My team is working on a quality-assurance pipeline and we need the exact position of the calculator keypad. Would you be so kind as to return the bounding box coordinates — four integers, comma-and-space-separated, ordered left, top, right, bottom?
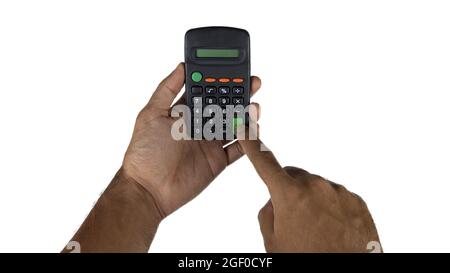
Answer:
189, 74, 247, 140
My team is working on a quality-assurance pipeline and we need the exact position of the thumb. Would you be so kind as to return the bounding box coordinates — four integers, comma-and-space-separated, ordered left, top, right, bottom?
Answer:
258, 200, 275, 251
147, 63, 185, 109
259, 199, 274, 233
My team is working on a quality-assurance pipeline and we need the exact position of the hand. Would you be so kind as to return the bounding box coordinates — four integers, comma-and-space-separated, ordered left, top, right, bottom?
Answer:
122, 63, 261, 217
238, 137, 381, 252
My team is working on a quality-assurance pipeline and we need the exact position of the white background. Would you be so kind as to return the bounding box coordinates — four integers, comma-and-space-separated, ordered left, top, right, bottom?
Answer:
1, 0, 450, 253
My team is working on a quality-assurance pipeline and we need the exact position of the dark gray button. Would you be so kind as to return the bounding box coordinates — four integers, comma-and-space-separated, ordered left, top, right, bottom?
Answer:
205, 86, 216, 94
218, 86, 230, 94
232, 97, 244, 105
191, 86, 202, 94
232, 86, 244, 95
219, 97, 230, 105
205, 97, 217, 105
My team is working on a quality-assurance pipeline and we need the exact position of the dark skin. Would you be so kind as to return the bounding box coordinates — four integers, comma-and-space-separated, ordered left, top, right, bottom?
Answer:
238, 134, 381, 252
64, 63, 381, 253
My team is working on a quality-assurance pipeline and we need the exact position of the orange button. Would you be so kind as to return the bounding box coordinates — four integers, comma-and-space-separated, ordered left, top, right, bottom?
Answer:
204, 77, 216, 83
218, 78, 231, 83
232, 78, 244, 83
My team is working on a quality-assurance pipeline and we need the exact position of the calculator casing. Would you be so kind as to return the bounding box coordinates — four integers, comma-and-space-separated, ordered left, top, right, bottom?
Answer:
184, 26, 250, 139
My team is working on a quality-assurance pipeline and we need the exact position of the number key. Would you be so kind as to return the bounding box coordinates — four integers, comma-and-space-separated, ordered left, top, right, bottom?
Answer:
205, 97, 217, 105
219, 97, 230, 105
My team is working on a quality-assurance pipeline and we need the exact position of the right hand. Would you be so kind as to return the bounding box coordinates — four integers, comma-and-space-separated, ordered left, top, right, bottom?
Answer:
238, 138, 381, 253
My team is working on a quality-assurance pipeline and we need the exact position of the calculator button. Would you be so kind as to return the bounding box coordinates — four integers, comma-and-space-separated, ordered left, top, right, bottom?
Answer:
234, 105, 244, 114
218, 86, 230, 94
233, 117, 244, 133
192, 97, 202, 105
205, 86, 216, 94
204, 77, 216, 83
194, 127, 202, 138
218, 78, 230, 83
219, 97, 230, 105
205, 97, 217, 105
232, 97, 244, 105
232, 86, 244, 95
193, 107, 202, 116
193, 117, 202, 126
232, 78, 244, 83
191, 86, 202, 94
191, 71, 202, 82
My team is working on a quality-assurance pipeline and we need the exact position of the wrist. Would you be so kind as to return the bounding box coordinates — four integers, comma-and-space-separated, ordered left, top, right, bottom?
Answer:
68, 168, 163, 252
108, 168, 164, 223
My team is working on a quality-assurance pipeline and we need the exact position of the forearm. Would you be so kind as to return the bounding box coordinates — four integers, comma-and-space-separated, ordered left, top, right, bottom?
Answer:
63, 168, 163, 253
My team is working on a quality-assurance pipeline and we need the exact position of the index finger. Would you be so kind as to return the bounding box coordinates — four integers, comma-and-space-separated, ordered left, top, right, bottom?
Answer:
238, 137, 288, 193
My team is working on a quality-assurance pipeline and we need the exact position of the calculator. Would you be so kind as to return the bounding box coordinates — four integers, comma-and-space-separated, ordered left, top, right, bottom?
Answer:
184, 27, 250, 140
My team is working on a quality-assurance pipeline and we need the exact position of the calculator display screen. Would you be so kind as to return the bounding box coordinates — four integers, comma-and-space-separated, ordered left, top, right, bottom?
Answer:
196, 48, 239, 58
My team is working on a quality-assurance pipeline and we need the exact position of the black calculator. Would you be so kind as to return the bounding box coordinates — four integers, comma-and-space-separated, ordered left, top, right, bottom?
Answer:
184, 27, 250, 140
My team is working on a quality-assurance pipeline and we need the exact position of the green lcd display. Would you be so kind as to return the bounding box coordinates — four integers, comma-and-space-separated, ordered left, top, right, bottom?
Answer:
196, 48, 239, 58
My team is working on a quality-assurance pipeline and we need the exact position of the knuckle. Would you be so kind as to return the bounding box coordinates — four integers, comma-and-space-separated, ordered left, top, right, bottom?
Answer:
352, 192, 369, 209
283, 166, 309, 178
137, 108, 148, 121
136, 108, 157, 124
283, 181, 308, 203
307, 174, 326, 184
330, 181, 346, 191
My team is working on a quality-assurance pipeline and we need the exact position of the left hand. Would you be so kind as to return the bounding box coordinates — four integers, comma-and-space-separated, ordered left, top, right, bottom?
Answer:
122, 63, 261, 217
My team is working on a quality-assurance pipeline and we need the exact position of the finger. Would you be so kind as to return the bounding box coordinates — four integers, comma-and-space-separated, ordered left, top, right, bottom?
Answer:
249, 102, 261, 120
238, 136, 287, 193
224, 123, 260, 163
222, 102, 260, 146
250, 76, 262, 97
258, 199, 275, 249
224, 140, 243, 165
147, 63, 185, 109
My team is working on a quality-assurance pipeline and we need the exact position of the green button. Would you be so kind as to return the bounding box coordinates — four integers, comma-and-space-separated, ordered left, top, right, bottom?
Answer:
191, 71, 202, 82
232, 117, 244, 134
